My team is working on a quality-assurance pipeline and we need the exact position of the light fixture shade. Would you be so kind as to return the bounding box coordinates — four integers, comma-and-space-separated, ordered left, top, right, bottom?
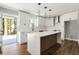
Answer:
38, 3, 41, 5
44, 7, 47, 9
48, 9, 52, 18
44, 6, 47, 17
37, 3, 42, 16
49, 9, 52, 11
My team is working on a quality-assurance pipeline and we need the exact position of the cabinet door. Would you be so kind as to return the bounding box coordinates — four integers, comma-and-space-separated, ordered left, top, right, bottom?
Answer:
63, 11, 78, 21
46, 34, 57, 50
68, 12, 78, 20
41, 37, 46, 53
19, 11, 31, 32
41, 34, 57, 54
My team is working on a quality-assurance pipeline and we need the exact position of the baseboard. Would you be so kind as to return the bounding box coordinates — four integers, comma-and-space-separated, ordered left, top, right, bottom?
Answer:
64, 37, 78, 42
17, 41, 27, 44
21, 42, 27, 45
27, 51, 31, 55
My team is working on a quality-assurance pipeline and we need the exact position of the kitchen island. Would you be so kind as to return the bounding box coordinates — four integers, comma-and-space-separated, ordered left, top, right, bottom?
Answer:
27, 31, 61, 55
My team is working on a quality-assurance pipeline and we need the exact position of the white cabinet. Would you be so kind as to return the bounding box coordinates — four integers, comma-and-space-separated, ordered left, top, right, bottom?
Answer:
62, 11, 78, 21
17, 11, 32, 44
18, 11, 31, 32
20, 32, 27, 43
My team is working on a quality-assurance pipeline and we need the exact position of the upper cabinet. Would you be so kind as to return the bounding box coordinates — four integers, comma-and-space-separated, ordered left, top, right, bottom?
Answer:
61, 11, 78, 21
18, 11, 31, 32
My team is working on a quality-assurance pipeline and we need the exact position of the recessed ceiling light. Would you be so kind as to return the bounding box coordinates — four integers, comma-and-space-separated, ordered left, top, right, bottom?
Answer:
38, 3, 41, 5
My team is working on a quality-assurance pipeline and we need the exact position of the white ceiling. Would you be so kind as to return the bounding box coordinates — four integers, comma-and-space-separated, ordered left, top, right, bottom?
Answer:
1, 3, 79, 17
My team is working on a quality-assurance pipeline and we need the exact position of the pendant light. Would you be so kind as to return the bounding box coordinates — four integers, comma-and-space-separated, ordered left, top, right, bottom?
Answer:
37, 3, 41, 16
48, 9, 52, 18
44, 6, 47, 17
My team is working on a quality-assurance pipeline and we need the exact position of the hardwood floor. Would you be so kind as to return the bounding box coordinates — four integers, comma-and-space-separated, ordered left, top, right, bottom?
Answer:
0, 40, 79, 55
45, 40, 79, 55
0, 43, 30, 55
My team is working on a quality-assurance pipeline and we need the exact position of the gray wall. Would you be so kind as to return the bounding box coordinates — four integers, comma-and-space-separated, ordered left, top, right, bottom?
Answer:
64, 21, 70, 38
64, 20, 78, 39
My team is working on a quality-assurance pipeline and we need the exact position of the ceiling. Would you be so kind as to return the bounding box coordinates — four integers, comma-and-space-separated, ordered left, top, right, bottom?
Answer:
1, 3, 79, 17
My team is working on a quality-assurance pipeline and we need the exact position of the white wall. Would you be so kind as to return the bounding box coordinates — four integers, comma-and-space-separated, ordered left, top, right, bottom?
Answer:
77, 13, 79, 39
0, 13, 2, 47
60, 15, 65, 40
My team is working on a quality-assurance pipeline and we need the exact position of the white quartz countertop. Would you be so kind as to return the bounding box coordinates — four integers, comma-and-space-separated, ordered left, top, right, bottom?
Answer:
27, 31, 61, 37
27, 30, 61, 55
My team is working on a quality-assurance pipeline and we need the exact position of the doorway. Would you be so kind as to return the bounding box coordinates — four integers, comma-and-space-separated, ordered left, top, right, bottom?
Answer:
2, 15, 17, 45
64, 20, 78, 40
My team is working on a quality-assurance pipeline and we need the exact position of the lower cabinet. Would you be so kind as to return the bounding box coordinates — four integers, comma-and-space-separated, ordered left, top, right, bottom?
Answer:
40, 34, 58, 55
0, 47, 2, 53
